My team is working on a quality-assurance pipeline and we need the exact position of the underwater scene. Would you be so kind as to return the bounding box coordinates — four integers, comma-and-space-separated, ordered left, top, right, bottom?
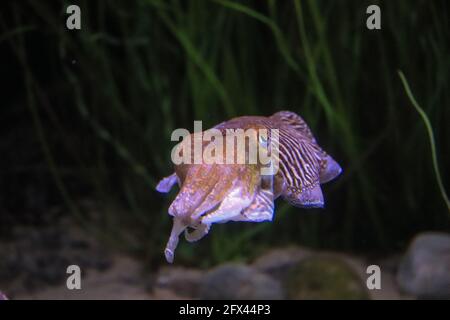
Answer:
0, 0, 449, 301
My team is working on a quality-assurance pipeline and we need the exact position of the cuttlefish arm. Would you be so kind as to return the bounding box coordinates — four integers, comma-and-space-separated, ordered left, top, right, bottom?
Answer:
164, 216, 185, 263
233, 174, 274, 222
156, 173, 178, 193
184, 223, 210, 242
183, 165, 264, 241
162, 164, 263, 263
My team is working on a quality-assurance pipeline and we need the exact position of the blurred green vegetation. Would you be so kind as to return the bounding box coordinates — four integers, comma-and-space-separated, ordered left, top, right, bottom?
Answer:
1, 0, 449, 267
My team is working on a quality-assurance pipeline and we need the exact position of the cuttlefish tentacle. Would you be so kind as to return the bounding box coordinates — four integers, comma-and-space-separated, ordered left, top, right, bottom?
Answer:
184, 223, 210, 242
164, 216, 186, 263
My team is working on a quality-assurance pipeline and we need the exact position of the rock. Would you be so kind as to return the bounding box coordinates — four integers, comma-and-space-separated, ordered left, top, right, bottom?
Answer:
283, 255, 369, 300
0, 217, 112, 295
15, 256, 151, 300
0, 291, 8, 300
363, 255, 409, 300
397, 232, 450, 299
151, 288, 188, 300
154, 267, 203, 298
200, 264, 284, 300
252, 246, 311, 280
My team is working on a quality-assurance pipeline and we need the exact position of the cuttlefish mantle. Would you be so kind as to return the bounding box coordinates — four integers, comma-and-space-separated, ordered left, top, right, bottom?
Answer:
156, 111, 342, 263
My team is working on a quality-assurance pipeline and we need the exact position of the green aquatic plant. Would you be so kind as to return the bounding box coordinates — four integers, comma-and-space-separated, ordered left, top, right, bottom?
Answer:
398, 71, 450, 215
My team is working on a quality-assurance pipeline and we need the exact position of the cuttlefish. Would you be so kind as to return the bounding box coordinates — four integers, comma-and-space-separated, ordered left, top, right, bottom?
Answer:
157, 111, 342, 263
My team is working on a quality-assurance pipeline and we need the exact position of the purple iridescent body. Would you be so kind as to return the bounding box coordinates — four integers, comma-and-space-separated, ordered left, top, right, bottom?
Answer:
157, 111, 342, 263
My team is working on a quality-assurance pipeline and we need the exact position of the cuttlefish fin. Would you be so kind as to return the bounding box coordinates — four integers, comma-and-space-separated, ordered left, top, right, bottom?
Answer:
271, 111, 317, 143
276, 128, 324, 207
284, 184, 324, 208
272, 112, 342, 185
156, 173, 178, 193
164, 216, 186, 263
319, 154, 342, 184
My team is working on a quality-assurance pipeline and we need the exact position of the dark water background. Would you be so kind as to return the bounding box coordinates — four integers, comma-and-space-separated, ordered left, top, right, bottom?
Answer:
0, 0, 449, 269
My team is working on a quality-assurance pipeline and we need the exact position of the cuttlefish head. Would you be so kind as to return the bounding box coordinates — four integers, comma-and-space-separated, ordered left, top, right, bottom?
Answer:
157, 125, 276, 263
